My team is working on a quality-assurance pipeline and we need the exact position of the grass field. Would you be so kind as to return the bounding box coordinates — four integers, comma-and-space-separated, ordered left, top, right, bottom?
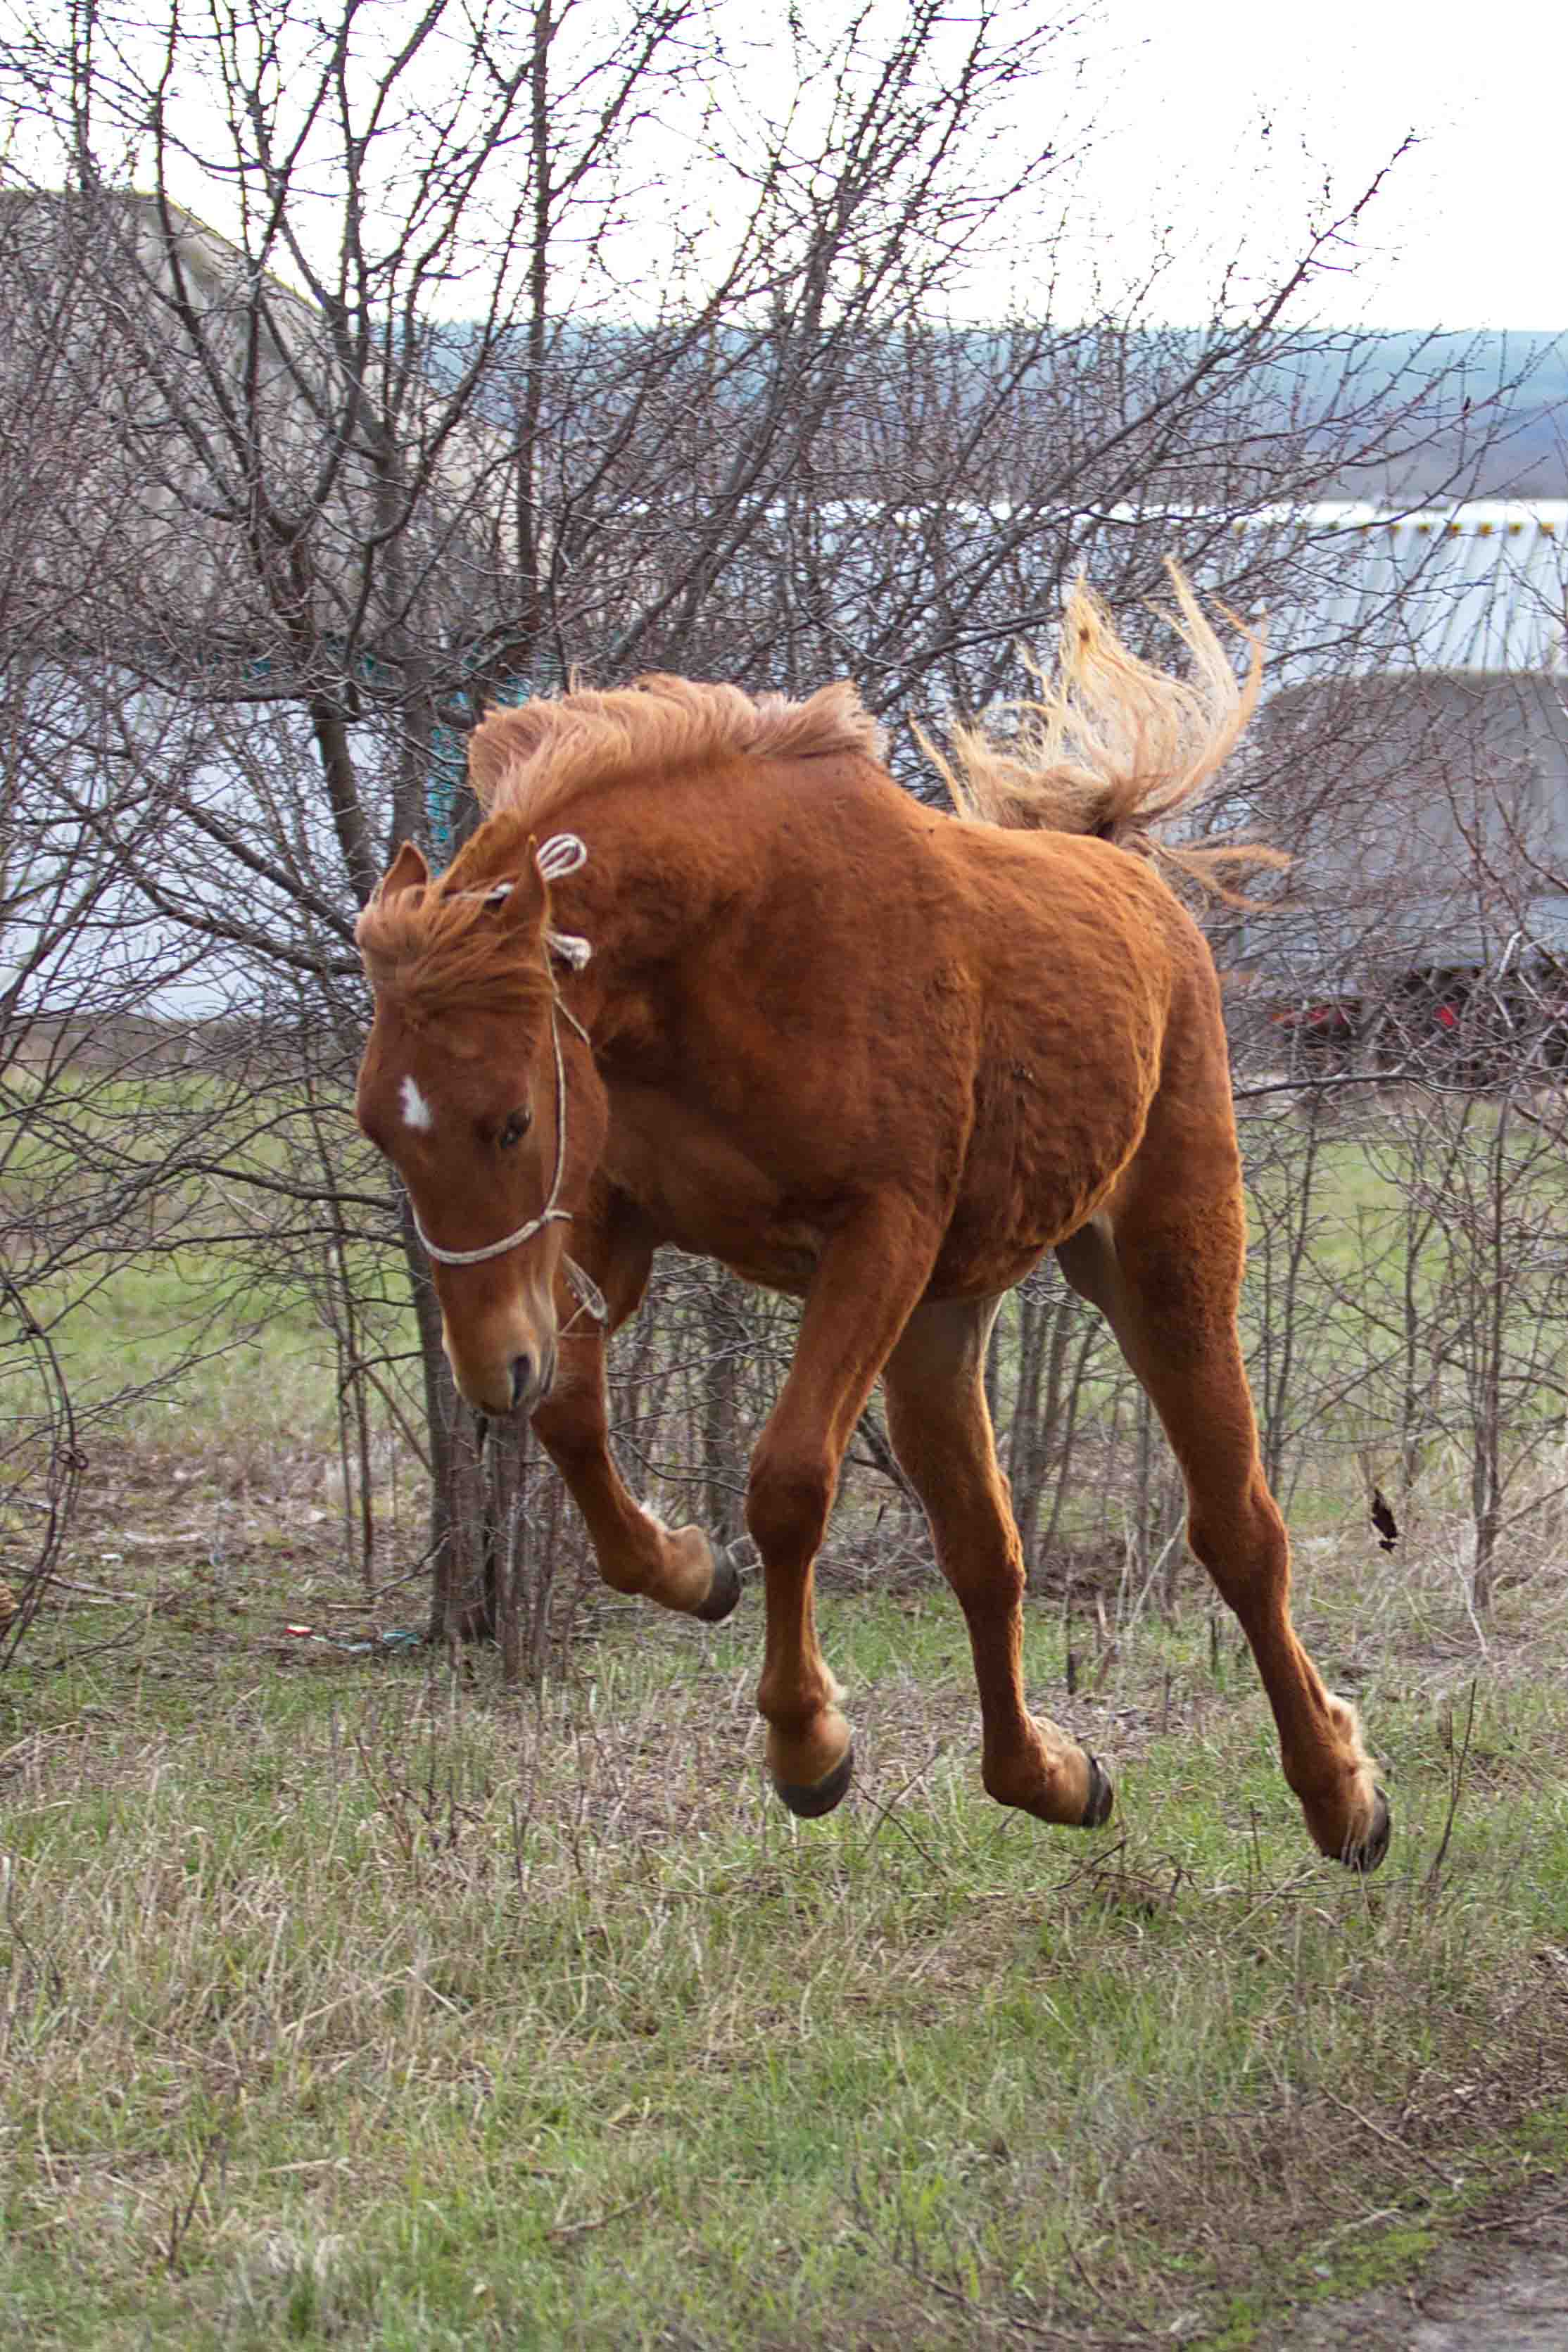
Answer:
4, 1239, 1568, 2348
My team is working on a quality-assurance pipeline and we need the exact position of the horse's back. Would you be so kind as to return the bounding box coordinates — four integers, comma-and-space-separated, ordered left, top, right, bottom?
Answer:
746, 764, 1229, 1289
595, 748, 1234, 1296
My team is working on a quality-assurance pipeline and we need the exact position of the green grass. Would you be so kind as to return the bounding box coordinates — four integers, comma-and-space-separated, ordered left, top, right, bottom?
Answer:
5, 1121, 1568, 2346
4, 1552, 1567, 2348
44, 1253, 335, 1406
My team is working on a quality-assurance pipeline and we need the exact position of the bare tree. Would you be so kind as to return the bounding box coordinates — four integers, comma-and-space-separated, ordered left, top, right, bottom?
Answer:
2, 0, 1556, 1652
0, 189, 236, 1658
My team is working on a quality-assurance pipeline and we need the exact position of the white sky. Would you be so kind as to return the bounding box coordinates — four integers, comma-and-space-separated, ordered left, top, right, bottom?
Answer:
1077, 0, 1565, 331
4, 0, 1561, 334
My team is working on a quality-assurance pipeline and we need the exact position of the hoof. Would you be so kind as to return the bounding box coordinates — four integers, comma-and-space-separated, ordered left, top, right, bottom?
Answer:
694, 1543, 742, 1625
1343, 1783, 1391, 1873
775, 1743, 855, 1819
1080, 1750, 1115, 1829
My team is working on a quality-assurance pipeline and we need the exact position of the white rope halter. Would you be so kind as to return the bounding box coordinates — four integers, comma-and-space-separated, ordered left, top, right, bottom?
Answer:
409, 834, 607, 1324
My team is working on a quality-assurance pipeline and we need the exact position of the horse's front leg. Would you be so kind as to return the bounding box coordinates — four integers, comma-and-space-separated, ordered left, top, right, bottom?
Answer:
531, 1198, 740, 1624
747, 1206, 940, 1816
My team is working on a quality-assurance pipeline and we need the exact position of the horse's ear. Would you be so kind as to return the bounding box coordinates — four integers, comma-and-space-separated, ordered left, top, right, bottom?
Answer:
477, 843, 549, 932
375, 841, 430, 903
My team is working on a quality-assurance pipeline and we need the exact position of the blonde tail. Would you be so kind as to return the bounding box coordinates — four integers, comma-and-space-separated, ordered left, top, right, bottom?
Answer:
922, 559, 1276, 894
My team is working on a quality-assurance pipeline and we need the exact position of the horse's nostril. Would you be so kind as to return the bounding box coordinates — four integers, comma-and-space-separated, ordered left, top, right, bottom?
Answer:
509, 1355, 533, 1409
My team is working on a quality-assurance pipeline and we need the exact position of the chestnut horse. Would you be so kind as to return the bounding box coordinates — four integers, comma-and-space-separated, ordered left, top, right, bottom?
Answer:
355, 569, 1389, 1871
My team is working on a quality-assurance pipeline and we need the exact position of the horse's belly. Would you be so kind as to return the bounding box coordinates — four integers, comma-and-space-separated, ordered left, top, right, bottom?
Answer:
656, 1222, 823, 1298
709, 1240, 819, 1296
935, 1052, 1153, 1289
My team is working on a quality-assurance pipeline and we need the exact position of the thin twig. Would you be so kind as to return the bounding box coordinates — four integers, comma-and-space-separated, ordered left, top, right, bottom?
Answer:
165, 2123, 230, 2273
545, 2191, 652, 2243
1423, 1678, 1477, 1896
1318, 2087, 1467, 2193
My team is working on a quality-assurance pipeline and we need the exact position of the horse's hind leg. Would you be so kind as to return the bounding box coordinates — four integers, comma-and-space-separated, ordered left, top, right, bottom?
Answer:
883, 1296, 1112, 1828
1058, 1196, 1389, 1871
530, 1195, 739, 1624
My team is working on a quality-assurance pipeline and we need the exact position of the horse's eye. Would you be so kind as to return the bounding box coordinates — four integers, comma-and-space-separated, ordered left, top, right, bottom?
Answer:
498, 1106, 532, 1150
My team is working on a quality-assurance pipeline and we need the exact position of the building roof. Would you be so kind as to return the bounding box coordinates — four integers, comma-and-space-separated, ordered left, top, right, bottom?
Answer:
1225, 502, 1568, 682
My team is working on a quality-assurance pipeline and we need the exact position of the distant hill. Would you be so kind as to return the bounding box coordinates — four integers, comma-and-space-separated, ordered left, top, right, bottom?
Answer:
429, 316, 1564, 505
1296, 331, 1566, 500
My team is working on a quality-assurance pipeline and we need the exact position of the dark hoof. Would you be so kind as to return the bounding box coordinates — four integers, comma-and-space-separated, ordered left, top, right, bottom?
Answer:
1343, 1784, 1391, 1873
1080, 1751, 1115, 1829
775, 1744, 855, 1819
694, 1545, 742, 1625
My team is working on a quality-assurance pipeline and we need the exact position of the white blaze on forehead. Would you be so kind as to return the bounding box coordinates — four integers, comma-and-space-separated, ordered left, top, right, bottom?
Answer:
399, 1075, 436, 1132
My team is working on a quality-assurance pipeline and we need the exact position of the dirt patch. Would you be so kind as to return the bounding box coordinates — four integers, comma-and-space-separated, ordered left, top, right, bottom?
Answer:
1279, 2182, 1568, 2351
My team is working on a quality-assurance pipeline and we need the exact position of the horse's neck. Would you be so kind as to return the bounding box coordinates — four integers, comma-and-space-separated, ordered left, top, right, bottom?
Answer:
557, 785, 738, 1022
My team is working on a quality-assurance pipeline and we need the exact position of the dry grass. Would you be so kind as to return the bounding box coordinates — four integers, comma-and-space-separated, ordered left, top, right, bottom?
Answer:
5, 1201, 1568, 2347
4, 1438, 1568, 2351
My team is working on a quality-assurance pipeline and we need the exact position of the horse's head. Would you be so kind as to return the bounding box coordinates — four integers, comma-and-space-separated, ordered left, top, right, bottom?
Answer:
354, 836, 605, 1415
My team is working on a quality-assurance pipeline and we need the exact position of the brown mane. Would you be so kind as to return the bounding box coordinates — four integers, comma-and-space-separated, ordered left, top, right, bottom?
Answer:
464, 674, 884, 834
355, 881, 554, 1029
358, 674, 882, 1021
